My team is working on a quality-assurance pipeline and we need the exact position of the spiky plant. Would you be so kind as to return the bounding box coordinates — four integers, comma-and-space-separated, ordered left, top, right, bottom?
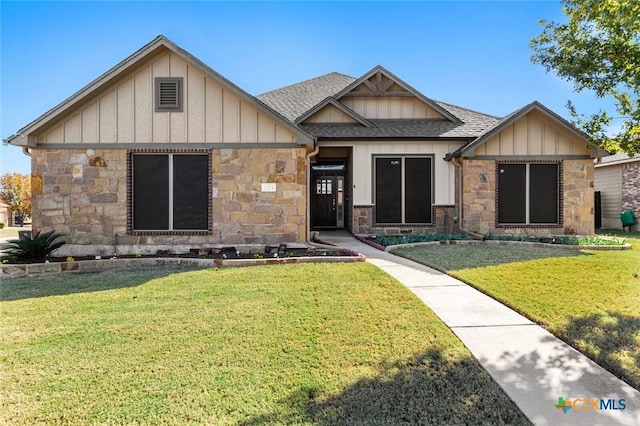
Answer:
6, 230, 66, 263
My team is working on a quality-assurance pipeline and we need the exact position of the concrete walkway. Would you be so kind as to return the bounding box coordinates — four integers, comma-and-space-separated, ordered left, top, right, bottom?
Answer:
320, 231, 639, 426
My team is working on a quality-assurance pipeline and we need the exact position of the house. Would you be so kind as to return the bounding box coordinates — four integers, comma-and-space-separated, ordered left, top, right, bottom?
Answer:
595, 153, 640, 231
4, 36, 607, 256
0, 202, 10, 227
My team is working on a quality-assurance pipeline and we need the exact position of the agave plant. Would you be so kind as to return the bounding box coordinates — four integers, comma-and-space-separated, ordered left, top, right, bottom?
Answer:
6, 230, 66, 263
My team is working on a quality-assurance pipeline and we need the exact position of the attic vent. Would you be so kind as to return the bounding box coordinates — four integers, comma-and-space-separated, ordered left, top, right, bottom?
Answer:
155, 77, 183, 112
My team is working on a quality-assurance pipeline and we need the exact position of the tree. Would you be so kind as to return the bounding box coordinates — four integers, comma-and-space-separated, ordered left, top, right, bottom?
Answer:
530, 0, 640, 156
0, 173, 31, 226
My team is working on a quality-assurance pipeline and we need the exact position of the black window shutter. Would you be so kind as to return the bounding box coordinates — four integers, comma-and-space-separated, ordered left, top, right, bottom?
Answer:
375, 158, 402, 223
530, 164, 558, 223
405, 158, 432, 223
173, 155, 209, 230
133, 155, 170, 230
498, 164, 526, 223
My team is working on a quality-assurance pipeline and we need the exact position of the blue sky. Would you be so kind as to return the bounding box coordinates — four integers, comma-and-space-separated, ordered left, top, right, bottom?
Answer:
0, 1, 611, 175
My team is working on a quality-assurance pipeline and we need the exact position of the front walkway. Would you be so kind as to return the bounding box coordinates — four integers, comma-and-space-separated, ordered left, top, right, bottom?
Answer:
320, 231, 639, 426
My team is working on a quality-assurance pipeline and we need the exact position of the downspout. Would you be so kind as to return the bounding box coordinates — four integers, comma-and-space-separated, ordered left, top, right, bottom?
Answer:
22, 147, 32, 157
451, 156, 484, 240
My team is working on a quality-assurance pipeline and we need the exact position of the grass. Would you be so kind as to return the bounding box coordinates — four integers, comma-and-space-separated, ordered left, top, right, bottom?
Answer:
0, 263, 530, 425
392, 231, 640, 390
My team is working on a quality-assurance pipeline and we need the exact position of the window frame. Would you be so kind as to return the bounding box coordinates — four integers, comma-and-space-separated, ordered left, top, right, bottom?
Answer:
127, 150, 212, 235
154, 77, 183, 112
496, 161, 563, 227
373, 155, 434, 226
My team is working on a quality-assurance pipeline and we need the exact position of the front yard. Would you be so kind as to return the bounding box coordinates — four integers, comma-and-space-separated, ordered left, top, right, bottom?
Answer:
0, 263, 530, 425
392, 231, 640, 390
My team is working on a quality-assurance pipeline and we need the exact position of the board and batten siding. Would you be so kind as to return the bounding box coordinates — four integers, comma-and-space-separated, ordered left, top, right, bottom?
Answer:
473, 110, 590, 157
303, 104, 358, 124
595, 165, 623, 229
35, 50, 297, 144
320, 141, 463, 206
339, 97, 446, 120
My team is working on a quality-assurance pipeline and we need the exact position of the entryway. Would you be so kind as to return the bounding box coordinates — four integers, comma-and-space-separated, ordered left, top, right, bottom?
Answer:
311, 162, 345, 229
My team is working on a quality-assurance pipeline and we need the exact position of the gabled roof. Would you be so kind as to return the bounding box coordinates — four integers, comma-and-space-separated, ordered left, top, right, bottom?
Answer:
445, 101, 609, 159
333, 65, 461, 123
256, 72, 357, 122
5, 35, 314, 146
294, 97, 374, 127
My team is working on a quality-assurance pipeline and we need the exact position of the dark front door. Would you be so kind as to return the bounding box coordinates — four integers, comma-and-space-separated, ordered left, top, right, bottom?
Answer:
311, 163, 345, 228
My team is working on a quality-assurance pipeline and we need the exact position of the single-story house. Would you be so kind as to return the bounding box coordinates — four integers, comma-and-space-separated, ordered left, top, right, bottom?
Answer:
4, 36, 607, 256
594, 153, 640, 231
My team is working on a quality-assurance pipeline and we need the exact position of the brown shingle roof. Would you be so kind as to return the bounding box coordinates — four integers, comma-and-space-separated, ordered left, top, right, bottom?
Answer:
256, 71, 500, 140
257, 72, 357, 122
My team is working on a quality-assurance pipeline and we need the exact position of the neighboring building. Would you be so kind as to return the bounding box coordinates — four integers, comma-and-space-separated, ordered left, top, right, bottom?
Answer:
3, 36, 607, 256
595, 153, 640, 231
0, 202, 10, 227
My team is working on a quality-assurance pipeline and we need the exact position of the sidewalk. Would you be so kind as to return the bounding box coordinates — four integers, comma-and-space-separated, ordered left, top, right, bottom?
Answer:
320, 231, 639, 426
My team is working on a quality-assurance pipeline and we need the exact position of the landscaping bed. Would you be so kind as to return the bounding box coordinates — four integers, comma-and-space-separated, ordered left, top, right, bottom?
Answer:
358, 232, 630, 251
1, 241, 364, 277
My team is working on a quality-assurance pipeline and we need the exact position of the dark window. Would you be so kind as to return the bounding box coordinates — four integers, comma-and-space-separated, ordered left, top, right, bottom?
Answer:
155, 77, 183, 112
132, 153, 209, 231
375, 156, 432, 224
497, 163, 559, 225
375, 158, 402, 223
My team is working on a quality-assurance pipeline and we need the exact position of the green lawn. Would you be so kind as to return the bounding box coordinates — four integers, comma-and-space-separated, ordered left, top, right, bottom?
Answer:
0, 263, 530, 425
392, 232, 640, 390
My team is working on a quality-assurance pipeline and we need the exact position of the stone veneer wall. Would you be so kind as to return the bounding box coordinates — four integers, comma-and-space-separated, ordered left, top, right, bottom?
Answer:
31, 147, 307, 256
622, 161, 640, 231
352, 205, 455, 235
461, 159, 595, 236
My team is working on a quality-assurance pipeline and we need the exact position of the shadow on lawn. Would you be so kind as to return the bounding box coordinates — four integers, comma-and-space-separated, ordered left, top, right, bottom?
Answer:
556, 312, 640, 391
240, 349, 531, 425
393, 245, 589, 271
0, 266, 200, 302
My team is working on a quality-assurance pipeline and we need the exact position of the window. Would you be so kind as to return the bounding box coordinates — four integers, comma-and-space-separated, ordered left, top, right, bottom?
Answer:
497, 162, 560, 225
155, 77, 183, 112
131, 153, 210, 231
374, 156, 432, 224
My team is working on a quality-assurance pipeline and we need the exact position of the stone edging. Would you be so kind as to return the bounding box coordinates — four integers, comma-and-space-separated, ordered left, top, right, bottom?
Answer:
382, 239, 632, 252
1, 254, 366, 278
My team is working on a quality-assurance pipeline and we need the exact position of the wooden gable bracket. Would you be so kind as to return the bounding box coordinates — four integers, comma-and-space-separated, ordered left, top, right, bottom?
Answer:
344, 71, 412, 97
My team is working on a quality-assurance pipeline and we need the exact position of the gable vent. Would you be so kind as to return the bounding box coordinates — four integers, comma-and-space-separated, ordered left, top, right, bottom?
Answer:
155, 77, 183, 112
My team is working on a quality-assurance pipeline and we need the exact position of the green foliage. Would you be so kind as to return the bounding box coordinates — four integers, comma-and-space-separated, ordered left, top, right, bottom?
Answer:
374, 233, 470, 247
0, 173, 31, 222
0, 221, 5, 229
6, 230, 66, 262
0, 264, 529, 424
483, 233, 626, 246
530, 0, 640, 156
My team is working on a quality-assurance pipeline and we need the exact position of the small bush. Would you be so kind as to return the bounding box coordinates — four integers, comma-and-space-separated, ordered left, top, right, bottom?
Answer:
0, 221, 5, 229
374, 233, 470, 247
6, 230, 66, 263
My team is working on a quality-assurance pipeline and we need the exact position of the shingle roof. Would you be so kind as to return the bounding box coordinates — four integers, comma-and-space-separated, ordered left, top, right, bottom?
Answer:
256, 71, 500, 140
256, 72, 357, 122
301, 118, 496, 140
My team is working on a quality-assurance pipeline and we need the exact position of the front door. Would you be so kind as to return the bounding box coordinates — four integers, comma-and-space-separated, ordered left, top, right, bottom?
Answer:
311, 164, 345, 228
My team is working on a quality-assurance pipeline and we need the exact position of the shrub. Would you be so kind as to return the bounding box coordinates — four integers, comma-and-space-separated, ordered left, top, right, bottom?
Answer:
5, 230, 66, 263
0, 221, 5, 229
374, 233, 470, 247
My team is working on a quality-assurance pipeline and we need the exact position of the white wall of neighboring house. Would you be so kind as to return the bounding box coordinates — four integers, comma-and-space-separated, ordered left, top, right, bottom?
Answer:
595, 154, 640, 231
